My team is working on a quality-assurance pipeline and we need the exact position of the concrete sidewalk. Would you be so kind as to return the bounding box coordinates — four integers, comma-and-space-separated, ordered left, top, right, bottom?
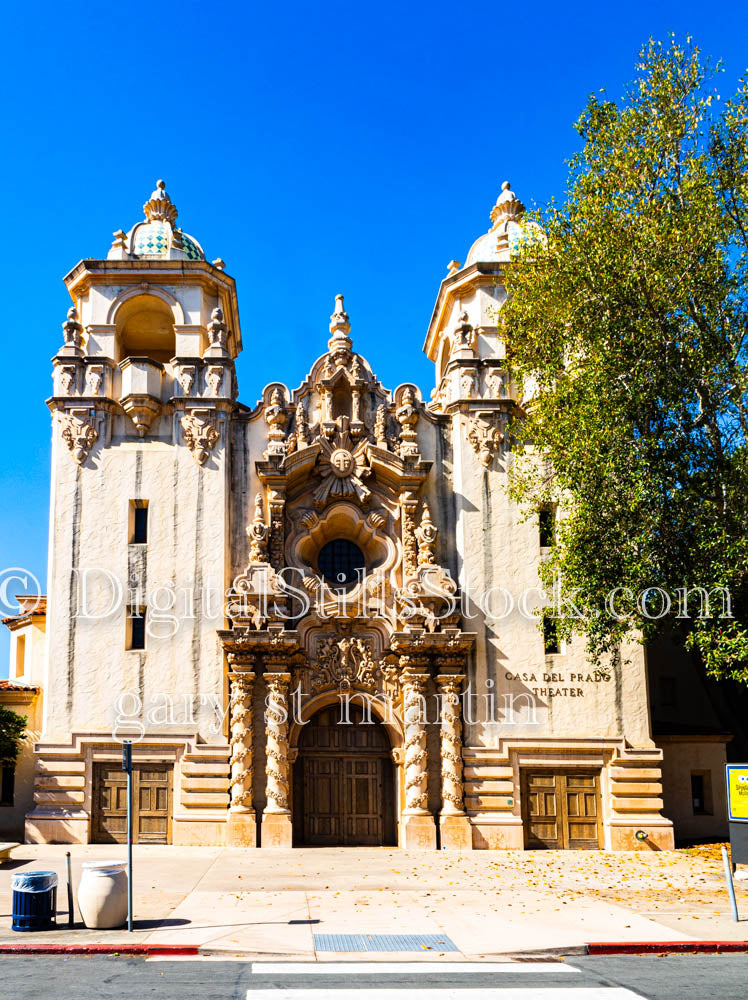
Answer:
1, 845, 746, 958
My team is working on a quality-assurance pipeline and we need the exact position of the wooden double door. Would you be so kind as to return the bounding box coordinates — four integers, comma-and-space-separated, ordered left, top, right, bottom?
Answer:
521, 769, 602, 849
293, 705, 396, 846
92, 763, 172, 844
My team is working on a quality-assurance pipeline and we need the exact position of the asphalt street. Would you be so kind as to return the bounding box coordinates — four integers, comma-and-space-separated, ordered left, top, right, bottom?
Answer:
0, 954, 746, 999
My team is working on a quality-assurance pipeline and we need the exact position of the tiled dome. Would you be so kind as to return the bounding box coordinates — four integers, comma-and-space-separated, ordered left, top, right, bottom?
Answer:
109, 180, 205, 262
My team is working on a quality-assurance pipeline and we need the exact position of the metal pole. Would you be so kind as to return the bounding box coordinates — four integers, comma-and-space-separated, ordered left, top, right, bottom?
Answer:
721, 844, 739, 922
127, 760, 133, 932
65, 851, 74, 927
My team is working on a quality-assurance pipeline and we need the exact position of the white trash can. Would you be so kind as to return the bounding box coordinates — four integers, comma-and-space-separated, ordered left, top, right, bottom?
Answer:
77, 861, 128, 929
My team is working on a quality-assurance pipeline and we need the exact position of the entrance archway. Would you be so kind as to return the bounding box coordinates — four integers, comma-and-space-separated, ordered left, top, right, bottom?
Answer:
293, 703, 397, 846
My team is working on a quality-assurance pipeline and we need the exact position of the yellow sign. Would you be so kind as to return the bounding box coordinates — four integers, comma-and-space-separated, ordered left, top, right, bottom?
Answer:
726, 766, 748, 822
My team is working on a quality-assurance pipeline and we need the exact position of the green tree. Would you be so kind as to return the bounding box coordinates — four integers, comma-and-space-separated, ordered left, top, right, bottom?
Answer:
0, 705, 27, 762
502, 37, 748, 681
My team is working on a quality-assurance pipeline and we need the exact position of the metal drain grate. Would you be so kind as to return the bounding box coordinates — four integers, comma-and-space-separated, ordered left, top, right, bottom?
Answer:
313, 933, 459, 952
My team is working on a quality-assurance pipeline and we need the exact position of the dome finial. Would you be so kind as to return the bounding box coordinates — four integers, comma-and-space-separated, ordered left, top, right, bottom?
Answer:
490, 181, 524, 227
143, 178, 178, 224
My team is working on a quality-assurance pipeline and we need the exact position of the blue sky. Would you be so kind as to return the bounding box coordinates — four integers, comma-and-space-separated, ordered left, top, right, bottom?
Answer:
1, 1, 746, 670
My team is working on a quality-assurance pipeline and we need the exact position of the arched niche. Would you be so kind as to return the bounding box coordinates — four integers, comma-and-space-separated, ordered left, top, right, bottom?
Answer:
109, 288, 183, 364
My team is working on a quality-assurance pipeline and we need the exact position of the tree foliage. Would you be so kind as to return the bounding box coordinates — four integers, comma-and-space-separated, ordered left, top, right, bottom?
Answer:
503, 37, 748, 681
0, 705, 27, 762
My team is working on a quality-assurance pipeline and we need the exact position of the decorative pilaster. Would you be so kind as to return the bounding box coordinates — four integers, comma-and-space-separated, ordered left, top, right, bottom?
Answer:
227, 665, 257, 847
267, 489, 286, 571
400, 661, 436, 849
436, 671, 472, 850
261, 670, 293, 847
401, 491, 419, 579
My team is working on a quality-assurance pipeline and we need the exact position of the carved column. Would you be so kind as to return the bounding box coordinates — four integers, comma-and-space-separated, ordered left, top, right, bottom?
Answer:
261, 670, 293, 847
399, 660, 436, 849
267, 488, 286, 571
227, 662, 257, 847
436, 670, 472, 850
400, 492, 419, 580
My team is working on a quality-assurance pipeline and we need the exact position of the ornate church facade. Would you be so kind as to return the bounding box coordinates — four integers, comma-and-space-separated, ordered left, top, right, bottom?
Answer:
9, 179, 690, 850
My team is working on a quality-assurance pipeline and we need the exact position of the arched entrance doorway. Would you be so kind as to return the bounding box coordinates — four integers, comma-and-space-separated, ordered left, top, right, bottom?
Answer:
293, 703, 397, 846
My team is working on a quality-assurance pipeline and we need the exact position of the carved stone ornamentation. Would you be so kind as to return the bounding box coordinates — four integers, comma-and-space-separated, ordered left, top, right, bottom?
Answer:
466, 412, 504, 468
396, 387, 420, 457
59, 366, 77, 396
401, 491, 419, 578
60, 409, 98, 465
228, 670, 255, 811
177, 365, 196, 396
314, 423, 371, 507
400, 669, 430, 814
486, 369, 505, 399
460, 370, 477, 398
313, 633, 378, 693
264, 387, 288, 458
85, 366, 104, 397
452, 311, 476, 354
205, 306, 229, 356
327, 294, 352, 367
436, 673, 466, 816
247, 493, 270, 563
374, 404, 388, 448
181, 408, 220, 465
267, 489, 286, 570
264, 672, 291, 814
415, 503, 437, 566
295, 400, 309, 447
206, 365, 224, 396
60, 306, 84, 357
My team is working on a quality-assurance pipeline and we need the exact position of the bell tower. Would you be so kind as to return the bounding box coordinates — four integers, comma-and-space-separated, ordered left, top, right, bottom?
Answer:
29, 181, 242, 846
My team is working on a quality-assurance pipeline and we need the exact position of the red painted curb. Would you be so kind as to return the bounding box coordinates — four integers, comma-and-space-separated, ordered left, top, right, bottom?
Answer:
587, 941, 748, 955
0, 943, 199, 956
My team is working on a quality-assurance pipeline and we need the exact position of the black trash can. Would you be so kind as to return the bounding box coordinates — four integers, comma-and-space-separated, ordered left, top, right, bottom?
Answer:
11, 871, 58, 931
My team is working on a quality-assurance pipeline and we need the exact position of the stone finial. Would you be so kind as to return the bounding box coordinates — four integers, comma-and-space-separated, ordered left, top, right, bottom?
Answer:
452, 310, 476, 354
204, 305, 230, 359
329, 294, 350, 336
59, 306, 84, 357
143, 179, 178, 225
447, 260, 462, 275
212, 258, 226, 270
327, 294, 353, 366
63, 306, 82, 344
265, 387, 288, 457
490, 181, 525, 227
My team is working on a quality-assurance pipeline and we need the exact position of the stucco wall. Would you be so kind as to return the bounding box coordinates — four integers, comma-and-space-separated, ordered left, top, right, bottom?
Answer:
658, 738, 729, 840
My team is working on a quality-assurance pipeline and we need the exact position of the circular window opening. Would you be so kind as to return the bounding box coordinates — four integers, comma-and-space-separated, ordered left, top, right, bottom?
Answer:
317, 539, 366, 589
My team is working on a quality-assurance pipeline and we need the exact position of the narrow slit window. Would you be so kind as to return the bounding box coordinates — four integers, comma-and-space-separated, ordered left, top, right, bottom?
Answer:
130, 501, 149, 544
691, 772, 713, 815
539, 506, 556, 548
543, 615, 560, 655
127, 606, 146, 650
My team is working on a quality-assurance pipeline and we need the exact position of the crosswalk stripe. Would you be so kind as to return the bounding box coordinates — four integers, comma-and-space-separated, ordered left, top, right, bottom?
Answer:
245, 990, 643, 999
251, 962, 580, 975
